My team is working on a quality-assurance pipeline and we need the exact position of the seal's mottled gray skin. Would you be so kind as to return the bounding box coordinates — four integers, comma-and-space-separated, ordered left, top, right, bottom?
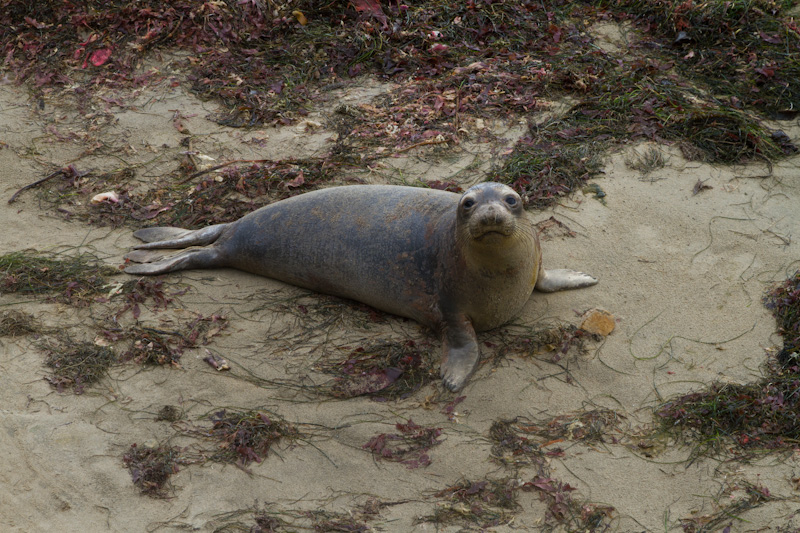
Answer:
125, 183, 597, 391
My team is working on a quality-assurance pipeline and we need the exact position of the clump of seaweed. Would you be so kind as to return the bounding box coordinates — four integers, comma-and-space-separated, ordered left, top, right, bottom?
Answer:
625, 145, 666, 178
302, 510, 371, 533
523, 474, 615, 531
214, 498, 390, 533
656, 373, 800, 453
491, 123, 604, 208
478, 411, 619, 530
20, 166, 138, 226
119, 327, 184, 367
363, 419, 443, 469
249, 512, 288, 533
529, 409, 624, 443
122, 443, 182, 498
202, 409, 300, 466
488, 323, 592, 364
156, 405, 183, 423
208, 507, 291, 533
427, 472, 615, 530
212, 500, 384, 532
489, 410, 624, 466
655, 271, 800, 455
494, 61, 786, 206
30, 158, 337, 230
113, 278, 178, 319
679, 480, 774, 533
42, 338, 116, 393
100, 313, 227, 367
598, 0, 800, 115
489, 418, 546, 467
764, 271, 800, 370
0, 309, 39, 336
318, 340, 437, 400
136, 158, 336, 230
0, 250, 118, 306
424, 477, 520, 529
673, 109, 783, 164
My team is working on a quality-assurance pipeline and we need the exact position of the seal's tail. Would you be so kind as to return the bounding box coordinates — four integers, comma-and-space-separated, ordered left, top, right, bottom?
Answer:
124, 224, 229, 275
132, 224, 227, 250
124, 248, 222, 275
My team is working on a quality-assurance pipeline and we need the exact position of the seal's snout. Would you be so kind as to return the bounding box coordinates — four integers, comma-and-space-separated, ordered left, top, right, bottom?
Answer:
474, 213, 514, 239
457, 182, 524, 241
468, 199, 518, 238
479, 205, 501, 225
476, 204, 512, 232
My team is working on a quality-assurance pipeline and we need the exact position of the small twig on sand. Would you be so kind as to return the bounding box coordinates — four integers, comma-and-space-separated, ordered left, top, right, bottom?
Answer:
8, 170, 64, 204
176, 159, 271, 185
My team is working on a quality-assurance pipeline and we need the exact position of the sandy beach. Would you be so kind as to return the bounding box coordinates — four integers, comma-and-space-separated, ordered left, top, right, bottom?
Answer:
1, 11, 800, 532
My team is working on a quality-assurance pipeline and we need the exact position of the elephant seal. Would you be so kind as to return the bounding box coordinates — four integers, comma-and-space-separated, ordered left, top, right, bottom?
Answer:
124, 183, 597, 391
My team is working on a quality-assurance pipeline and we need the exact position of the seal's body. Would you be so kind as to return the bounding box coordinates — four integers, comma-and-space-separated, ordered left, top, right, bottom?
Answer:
125, 183, 597, 391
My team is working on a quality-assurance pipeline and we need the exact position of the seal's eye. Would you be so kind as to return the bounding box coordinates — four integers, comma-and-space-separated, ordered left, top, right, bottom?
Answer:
462, 198, 476, 209
505, 196, 518, 207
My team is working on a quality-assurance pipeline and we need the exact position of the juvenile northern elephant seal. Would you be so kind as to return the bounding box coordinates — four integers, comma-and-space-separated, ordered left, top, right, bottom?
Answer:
124, 183, 597, 391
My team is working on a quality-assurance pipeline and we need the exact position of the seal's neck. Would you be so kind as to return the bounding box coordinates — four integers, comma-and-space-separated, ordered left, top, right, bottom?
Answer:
468, 240, 534, 275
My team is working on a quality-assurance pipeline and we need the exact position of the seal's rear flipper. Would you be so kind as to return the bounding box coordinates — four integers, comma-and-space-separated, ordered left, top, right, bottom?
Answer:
132, 224, 227, 250
125, 249, 169, 264
124, 248, 222, 275
133, 227, 194, 243
535, 268, 598, 293
439, 316, 480, 392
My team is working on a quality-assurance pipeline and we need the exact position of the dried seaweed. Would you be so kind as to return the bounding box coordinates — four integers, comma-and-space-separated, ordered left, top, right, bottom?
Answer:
679, 480, 774, 533
765, 271, 800, 369
423, 477, 520, 529
156, 405, 183, 423
655, 272, 800, 455
597, 0, 800, 115
37, 159, 335, 230
100, 313, 228, 367
0, 250, 118, 306
488, 323, 591, 364
42, 338, 116, 393
123, 443, 182, 498
363, 419, 443, 469
490, 410, 624, 466
0, 309, 39, 336
211, 500, 386, 533
316, 340, 437, 400
201, 409, 300, 466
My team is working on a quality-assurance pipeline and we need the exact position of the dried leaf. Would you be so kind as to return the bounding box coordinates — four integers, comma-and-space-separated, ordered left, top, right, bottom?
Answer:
759, 30, 782, 44
692, 179, 713, 195
292, 10, 307, 25
89, 48, 112, 66
579, 308, 616, 336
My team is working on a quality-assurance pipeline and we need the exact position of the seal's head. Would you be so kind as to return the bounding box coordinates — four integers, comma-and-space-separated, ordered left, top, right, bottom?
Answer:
457, 182, 525, 244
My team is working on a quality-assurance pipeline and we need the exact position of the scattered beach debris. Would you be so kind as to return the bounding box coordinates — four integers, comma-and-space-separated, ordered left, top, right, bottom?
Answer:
579, 308, 616, 336
123, 443, 182, 498
42, 338, 116, 394
363, 419, 443, 469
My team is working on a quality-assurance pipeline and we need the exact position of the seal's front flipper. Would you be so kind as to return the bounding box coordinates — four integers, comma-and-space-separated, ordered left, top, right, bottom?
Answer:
439, 316, 480, 392
124, 248, 222, 275
132, 224, 227, 250
535, 268, 598, 293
